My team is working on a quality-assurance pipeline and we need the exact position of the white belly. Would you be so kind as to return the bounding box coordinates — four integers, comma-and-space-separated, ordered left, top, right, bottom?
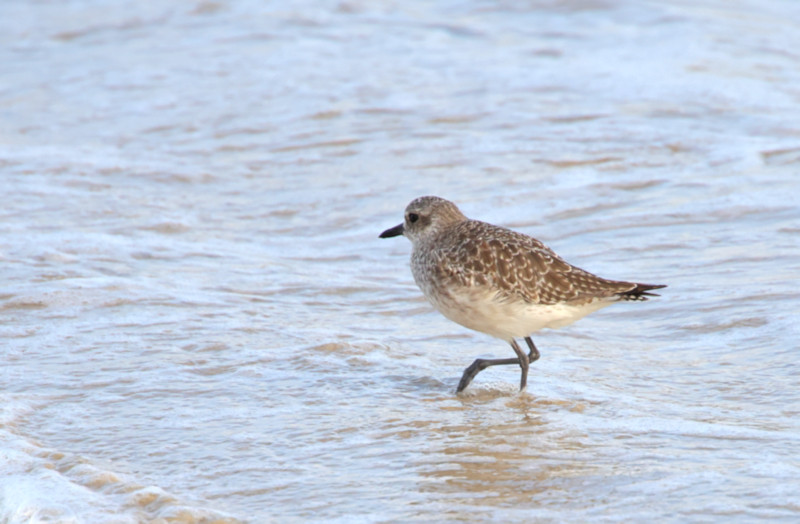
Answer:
423, 286, 613, 341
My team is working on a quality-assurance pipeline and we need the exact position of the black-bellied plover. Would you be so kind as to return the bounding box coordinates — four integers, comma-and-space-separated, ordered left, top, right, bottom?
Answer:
380, 196, 665, 393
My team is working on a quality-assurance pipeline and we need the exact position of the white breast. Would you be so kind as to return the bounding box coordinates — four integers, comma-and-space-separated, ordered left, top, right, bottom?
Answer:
421, 285, 614, 341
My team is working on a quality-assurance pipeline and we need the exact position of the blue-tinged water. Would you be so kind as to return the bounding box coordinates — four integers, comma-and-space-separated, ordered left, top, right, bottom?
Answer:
1, 0, 799, 521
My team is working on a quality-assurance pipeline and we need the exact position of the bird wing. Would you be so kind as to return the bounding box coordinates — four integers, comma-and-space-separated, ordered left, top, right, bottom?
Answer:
439, 221, 637, 306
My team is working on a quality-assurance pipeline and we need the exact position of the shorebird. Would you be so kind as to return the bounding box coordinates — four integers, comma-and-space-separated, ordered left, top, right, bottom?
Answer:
379, 196, 665, 393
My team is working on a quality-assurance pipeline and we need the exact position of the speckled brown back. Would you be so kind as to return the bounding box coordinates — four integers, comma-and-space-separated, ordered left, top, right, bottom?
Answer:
418, 219, 644, 306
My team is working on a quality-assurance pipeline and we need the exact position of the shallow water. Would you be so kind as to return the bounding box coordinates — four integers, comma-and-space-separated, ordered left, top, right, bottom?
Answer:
2, 0, 800, 521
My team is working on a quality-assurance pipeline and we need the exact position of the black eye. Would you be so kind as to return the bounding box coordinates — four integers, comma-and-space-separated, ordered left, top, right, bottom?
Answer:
408, 213, 419, 223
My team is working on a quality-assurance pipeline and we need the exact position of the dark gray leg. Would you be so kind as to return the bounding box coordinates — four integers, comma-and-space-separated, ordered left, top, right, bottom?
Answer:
524, 337, 540, 363
456, 339, 531, 393
510, 339, 529, 390
456, 357, 518, 393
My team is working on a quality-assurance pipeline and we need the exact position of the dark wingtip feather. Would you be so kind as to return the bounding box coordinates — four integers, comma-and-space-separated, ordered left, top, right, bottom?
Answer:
619, 283, 667, 301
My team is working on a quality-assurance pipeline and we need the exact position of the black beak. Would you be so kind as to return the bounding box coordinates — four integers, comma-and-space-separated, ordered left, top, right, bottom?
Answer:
379, 223, 404, 238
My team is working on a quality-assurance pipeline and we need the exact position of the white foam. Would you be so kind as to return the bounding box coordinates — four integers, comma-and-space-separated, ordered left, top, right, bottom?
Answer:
0, 396, 238, 524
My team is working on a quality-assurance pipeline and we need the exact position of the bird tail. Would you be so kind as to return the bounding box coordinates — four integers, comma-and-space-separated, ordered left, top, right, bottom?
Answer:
618, 283, 666, 301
